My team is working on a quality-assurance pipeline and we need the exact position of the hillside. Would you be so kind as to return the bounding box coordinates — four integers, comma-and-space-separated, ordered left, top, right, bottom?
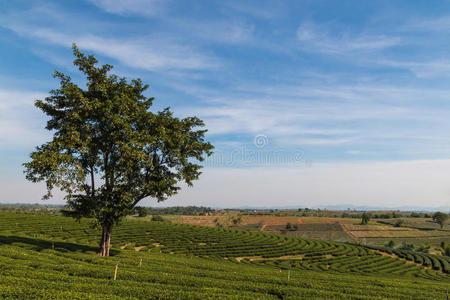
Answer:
0, 212, 449, 299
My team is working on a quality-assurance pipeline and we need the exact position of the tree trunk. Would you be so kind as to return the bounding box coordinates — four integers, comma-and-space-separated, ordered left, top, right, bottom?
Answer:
99, 223, 113, 256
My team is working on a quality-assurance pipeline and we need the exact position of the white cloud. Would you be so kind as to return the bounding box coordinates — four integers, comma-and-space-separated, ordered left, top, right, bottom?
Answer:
0, 89, 49, 149
224, 1, 283, 20
346, 150, 361, 155
280, 137, 354, 146
5, 25, 219, 71
178, 82, 450, 146
297, 22, 401, 54
86, 0, 165, 16
173, 19, 256, 45
402, 16, 450, 33
381, 59, 450, 78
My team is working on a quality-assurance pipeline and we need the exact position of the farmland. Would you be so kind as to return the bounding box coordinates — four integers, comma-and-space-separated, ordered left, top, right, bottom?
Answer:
157, 214, 450, 249
0, 212, 449, 299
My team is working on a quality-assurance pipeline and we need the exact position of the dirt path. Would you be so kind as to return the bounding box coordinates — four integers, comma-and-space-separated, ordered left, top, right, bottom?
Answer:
235, 254, 306, 262
372, 250, 434, 271
259, 223, 267, 232
338, 222, 358, 241
120, 243, 131, 249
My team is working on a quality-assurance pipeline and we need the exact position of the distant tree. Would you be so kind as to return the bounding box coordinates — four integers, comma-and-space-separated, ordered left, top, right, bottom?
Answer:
286, 223, 292, 230
387, 240, 395, 248
394, 220, 404, 227
361, 212, 371, 225
432, 212, 449, 229
23, 44, 213, 256
134, 207, 148, 218
213, 217, 222, 228
231, 215, 242, 225
399, 242, 414, 251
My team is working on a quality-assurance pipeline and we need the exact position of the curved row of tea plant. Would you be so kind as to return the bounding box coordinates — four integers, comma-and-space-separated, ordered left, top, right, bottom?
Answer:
0, 212, 448, 281
366, 245, 450, 274
1, 239, 449, 299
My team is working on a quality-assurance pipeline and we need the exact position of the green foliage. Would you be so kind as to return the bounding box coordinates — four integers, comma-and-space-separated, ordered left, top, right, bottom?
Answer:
361, 212, 371, 225
399, 242, 415, 251
387, 240, 395, 248
286, 222, 292, 230
416, 244, 431, 253
23, 45, 213, 255
147, 206, 215, 215
433, 212, 449, 229
230, 215, 242, 225
134, 207, 148, 218
394, 220, 404, 227
151, 215, 164, 222
1, 211, 450, 291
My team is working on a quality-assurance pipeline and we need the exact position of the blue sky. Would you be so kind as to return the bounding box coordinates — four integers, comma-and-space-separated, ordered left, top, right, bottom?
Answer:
1, 0, 450, 208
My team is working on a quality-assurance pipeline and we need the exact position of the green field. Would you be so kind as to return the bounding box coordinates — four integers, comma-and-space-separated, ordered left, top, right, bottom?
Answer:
0, 212, 449, 299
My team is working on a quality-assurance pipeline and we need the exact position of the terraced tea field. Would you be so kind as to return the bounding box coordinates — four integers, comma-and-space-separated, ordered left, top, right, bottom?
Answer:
343, 221, 450, 247
0, 212, 449, 299
166, 214, 450, 248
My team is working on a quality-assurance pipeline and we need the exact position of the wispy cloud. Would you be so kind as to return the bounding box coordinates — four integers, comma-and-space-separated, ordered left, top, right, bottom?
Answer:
5, 25, 220, 71
0, 89, 49, 149
171, 18, 256, 45
175, 81, 450, 153
297, 22, 401, 55
402, 16, 450, 32
223, 1, 284, 20
381, 59, 450, 78
86, 0, 166, 16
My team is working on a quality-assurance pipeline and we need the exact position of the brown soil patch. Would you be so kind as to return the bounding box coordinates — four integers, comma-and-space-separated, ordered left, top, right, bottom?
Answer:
152, 243, 163, 247
120, 243, 131, 249
135, 246, 146, 251
374, 250, 396, 259
259, 224, 267, 232
339, 222, 358, 241
235, 254, 306, 262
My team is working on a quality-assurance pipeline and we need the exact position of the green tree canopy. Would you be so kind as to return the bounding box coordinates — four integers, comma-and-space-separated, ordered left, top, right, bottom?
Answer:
432, 212, 449, 229
24, 44, 213, 256
361, 212, 371, 225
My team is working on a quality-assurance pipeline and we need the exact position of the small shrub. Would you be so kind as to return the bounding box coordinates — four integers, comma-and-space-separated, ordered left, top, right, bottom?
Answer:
387, 240, 395, 248
394, 220, 404, 227
151, 215, 164, 222
445, 246, 450, 257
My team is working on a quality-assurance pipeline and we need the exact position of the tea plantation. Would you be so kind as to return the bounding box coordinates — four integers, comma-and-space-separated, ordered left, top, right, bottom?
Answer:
0, 212, 449, 299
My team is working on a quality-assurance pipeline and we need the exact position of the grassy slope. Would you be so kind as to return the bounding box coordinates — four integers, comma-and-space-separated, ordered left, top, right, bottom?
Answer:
0, 212, 449, 299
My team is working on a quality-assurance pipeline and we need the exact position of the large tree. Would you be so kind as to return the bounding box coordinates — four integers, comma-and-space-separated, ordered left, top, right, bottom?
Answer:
432, 211, 449, 229
24, 44, 213, 256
